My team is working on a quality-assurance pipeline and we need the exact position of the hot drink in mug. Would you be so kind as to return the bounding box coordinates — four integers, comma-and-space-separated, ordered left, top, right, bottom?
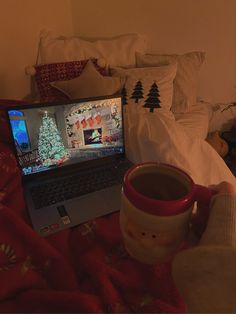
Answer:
120, 162, 215, 264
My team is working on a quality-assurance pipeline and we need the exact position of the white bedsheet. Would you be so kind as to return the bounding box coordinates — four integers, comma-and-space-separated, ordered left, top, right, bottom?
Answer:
174, 103, 211, 140
126, 108, 236, 188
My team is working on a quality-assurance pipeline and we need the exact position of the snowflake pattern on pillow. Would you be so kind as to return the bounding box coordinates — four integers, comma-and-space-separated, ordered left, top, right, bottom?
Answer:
34, 59, 108, 103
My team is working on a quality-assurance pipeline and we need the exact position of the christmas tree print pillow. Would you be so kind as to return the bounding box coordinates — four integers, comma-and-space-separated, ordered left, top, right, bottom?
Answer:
111, 63, 177, 114
111, 64, 177, 163
136, 51, 205, 113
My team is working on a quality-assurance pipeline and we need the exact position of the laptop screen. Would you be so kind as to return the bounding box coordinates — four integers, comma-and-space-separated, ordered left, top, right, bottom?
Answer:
7, 96, 124, 176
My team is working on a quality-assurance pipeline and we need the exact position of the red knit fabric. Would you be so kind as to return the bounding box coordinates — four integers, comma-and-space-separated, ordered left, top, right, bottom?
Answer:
34, 59, 107, 103
0, 99, 187, 312
0, 144, 187, 313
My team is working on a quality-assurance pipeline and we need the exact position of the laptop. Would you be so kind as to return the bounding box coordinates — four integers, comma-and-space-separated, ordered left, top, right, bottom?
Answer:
6, 95, 132, 236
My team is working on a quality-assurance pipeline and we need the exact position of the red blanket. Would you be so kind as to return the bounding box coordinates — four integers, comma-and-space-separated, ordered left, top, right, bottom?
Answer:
0, 100, 186, 313
0, 149, 187, 314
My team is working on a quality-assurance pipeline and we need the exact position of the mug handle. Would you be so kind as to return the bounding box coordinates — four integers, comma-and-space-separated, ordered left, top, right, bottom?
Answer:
192, 184, 217, 236
194, 184, 217, 205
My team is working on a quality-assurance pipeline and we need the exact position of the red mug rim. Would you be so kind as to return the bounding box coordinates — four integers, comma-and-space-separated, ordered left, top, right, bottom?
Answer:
123, 162, 195, 216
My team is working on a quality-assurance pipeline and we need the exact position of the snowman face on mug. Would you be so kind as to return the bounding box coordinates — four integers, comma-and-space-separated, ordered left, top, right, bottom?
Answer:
123, 218, 181, 249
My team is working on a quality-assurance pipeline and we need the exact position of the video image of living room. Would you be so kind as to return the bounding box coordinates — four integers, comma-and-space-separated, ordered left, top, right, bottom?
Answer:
9, 98, 124, 175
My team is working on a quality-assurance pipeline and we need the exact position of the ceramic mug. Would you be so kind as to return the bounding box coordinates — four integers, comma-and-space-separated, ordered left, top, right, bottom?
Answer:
120, 162, 215, 264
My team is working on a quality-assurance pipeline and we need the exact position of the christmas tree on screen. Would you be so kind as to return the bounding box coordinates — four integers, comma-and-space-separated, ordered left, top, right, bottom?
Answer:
38, 111, 69, 166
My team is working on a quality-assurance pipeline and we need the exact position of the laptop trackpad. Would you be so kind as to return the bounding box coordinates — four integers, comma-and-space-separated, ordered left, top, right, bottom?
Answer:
65, 184, 122, 225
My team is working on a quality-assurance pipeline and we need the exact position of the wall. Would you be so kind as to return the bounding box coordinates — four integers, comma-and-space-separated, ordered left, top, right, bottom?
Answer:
71, 0, 236, 104
1, 0, 235, 104
0, 0, 73, 100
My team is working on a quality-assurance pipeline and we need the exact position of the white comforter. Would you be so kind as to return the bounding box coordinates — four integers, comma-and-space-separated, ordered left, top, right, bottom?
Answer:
125, 106, 236, 188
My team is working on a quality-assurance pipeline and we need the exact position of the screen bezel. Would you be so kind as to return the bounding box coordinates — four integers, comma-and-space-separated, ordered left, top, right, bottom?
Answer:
5, 94, 125, 183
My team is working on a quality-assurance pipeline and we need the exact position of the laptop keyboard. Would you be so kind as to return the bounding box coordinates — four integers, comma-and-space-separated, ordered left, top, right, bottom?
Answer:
30, 161, 132, 209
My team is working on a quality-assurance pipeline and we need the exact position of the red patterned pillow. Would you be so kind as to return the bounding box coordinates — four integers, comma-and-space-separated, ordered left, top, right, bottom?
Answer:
34, 58, 107, 102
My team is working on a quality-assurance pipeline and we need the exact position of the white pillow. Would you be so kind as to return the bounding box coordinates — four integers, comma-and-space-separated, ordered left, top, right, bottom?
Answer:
39, 31, 147, 67
51, 60, 124, 99
136, 51, 205, 113
111, 63, 177, 112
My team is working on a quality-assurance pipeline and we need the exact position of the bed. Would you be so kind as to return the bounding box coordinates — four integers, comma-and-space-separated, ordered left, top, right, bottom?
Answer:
0, 30, 236, 313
